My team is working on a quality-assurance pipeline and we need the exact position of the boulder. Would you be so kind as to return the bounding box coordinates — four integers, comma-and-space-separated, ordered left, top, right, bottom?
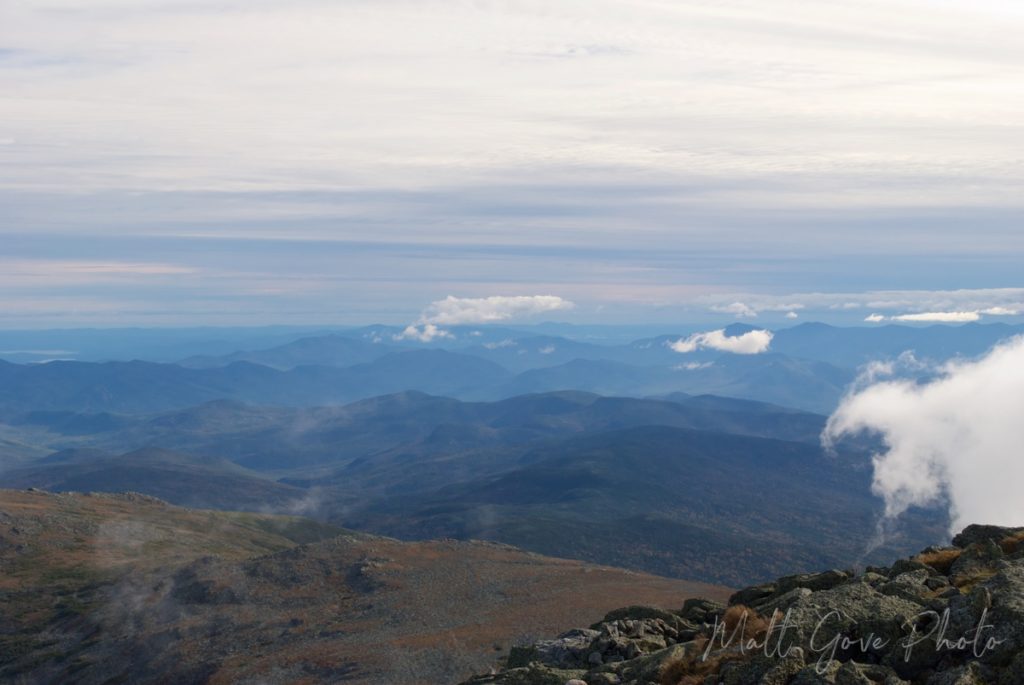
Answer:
952, 525, 1024, 549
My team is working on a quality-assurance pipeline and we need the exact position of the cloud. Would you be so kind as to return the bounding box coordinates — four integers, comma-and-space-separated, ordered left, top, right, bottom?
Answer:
785, 311, 799, 319
866, 305, 1021, 323
397, 295, 574, 342
981, 306, 1020, 316
394, 323, 454, 342
673, 361, 714, 371
483, 339, 517, 350
668, 328, 773, 355
421, 295, 573, 325
823, 336, 1024, 534
710, 302, 758, 318
704, 289, 1024, 322
891, 311, 981, 323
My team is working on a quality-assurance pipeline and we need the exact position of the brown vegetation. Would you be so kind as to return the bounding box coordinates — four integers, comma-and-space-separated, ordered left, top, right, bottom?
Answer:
914, 548, 962, 574
999, 530, 1024, 555
0, 489, 730, 685
659, 606, 776, 685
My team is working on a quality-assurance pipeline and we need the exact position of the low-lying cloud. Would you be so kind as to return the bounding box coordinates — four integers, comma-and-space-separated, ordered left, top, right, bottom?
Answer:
824, 336, 1024, 534
422, 295, 573, 325
865, 307, 1020, 323
711, 302, 759, 318
893, 311, 981, 323
394, 323, 454, 342
396, 295, 573, 341
668, 328, 773, 355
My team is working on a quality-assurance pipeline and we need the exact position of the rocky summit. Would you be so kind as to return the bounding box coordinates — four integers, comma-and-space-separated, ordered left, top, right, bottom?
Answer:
462, 524, 1024, 685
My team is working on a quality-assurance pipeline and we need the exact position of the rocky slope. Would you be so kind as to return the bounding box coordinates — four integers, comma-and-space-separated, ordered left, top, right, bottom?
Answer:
0, 489, 727, 684
463, 524, 1024, 685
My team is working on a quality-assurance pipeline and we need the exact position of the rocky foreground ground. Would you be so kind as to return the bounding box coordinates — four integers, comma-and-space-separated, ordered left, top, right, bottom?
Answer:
462, 525, 1024, 685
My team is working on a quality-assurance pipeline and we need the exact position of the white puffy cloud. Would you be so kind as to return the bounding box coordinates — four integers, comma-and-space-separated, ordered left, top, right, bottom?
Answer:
823, 336, 1024, 534
420, 295, 574, 326
393, 323, 453, 342
785, 311, 799, 319
397, 295, 573, 342
864, 313, 886, 323
668, 329, 773, 355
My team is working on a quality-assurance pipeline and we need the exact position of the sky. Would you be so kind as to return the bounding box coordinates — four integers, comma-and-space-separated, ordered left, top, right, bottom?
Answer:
2, 0, 1024, 327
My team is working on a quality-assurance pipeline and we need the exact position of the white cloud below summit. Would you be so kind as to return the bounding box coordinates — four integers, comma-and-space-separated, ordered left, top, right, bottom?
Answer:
668, 328, 773, 355
825, 336, 1024, 534
396, 295, 574, 342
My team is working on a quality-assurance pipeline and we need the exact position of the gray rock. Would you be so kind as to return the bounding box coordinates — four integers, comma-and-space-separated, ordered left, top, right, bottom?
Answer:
835, 661, 907, 685
524, 630, 602, 667
926, 662, 992, 684
859, 572, 888, 586
752, 587, 813, 617
778, 570, 851, 594
949, 539, 1003, 579
789, 581, 925, 652
791, 660, 841, 684
879, 569, 932, 604
977, 561, 1024, 667
952, 525, 1024, 548
888, 558, 938, 578
680, 597, 724, 624
460, 664, 586, 685
730, 582, 777, 607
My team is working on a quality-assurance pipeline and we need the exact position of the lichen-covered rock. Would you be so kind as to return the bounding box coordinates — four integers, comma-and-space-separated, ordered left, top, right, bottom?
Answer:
508, 629, 601, 668
680, 597, 725, 624
599, 643, 693, 685
467, 525, 1024, 685
951, 525, 1023, 548
720, 650, 806, 685
730, 582, 778, 607
461, 664, 588, 685
777, 571, 851, 595
976, 561, 1024, 667
949, 540, 1003, 580
925, 662, 992, 685
878, 569, 932, 604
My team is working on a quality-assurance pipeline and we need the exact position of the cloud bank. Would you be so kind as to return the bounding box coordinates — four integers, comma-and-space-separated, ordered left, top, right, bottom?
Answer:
865, 306, 1020, 323
706, 289, 1024, 323
420, 295, 573, 325
396, 295, 573, 341
668, 329, 773, 355
824, 336, 1024, 534
893, 311, 982, 323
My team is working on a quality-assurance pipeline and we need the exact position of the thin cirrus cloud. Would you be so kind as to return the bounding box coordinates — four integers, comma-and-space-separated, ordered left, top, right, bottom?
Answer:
824, 336, 1024, 534
703, 290, 1024, 324
667, 328, 774, 355
395, 295, 574, 342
